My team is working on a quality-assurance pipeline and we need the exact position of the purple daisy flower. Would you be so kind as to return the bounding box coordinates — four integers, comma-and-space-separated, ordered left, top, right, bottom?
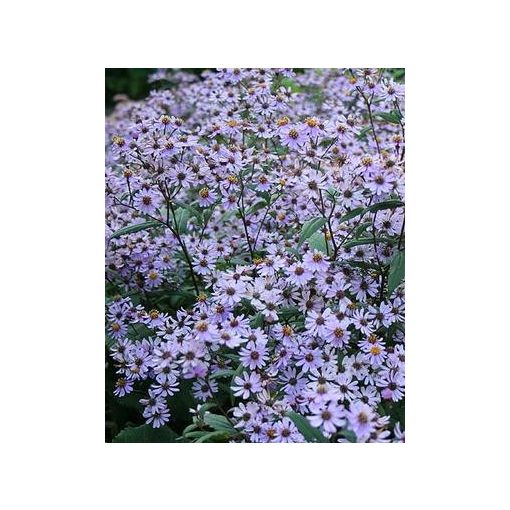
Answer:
232, 371, 263, 399
133, 188, 161, 215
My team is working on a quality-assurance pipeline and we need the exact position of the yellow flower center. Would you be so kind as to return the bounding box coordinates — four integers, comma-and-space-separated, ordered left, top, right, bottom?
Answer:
282, 325, 293, 337
305, 117, 318, 128
370, 345, 382, 356
195, 321, 208, 332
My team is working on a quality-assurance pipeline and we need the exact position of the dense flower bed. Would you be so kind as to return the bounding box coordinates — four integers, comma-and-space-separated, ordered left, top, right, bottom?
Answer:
105, 68, 405, 443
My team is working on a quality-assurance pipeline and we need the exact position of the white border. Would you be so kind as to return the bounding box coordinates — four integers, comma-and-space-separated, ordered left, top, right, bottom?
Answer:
2, 1, 509, 508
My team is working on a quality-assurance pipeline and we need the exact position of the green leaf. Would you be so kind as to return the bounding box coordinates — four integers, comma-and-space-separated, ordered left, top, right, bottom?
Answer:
197, 402, 218, 416
105, 334, 115, 349
342, 237, 398, 249
280, 77, 302, 92
341, 429, 357, 443
366, 200, 404, 214
174, 201, 203, 226
356, 126, 372, 140
342, 260, 380, 271
307, 231, 330, 254
112, 424, 179, 443
184, 430, 210, 439
376, 110, 403, 124
174, 207, 190, 234
286, 411, 328, 443
209, 369, 237, 380
195, 430, 231, 443
338, 207, 365, 224
110, 221, 160, 239
390, 68, 405, 82
223, 353, 240, 363
278, 306, 300, 320
299, 217, 327, 246
182, 423, 199, 436
249, 312, 264, 328
387, 250, 405, 295
354, 222, 372, 238
203, 413, 236, 433
245, 200, 268, 216
325, 186, 338, 199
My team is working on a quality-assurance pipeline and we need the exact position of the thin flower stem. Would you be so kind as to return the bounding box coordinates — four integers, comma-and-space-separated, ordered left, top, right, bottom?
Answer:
364, 94, 381, 156
112, 196, 200, 295
167, 200, 200, 295
398, 217, 405, 251
237, 172, 254, 260
372, 210, 386, 302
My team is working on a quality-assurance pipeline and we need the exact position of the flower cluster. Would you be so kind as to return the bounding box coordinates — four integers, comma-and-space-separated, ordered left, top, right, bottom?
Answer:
105, 68, 405, 443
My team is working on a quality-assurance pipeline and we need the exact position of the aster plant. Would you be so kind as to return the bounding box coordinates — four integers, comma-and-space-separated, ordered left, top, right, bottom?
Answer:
105, 68, 405, 443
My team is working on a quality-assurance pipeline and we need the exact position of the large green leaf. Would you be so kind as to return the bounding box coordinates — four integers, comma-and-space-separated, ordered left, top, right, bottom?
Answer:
376, 110, 403, 124
110, 220, 160, 239
278, 306, 300, 320
307, 231, 330, 254
245, 200, 268, 216
354, 222, 372, 238
174, 201, 203, 226
299, 217, 327, 246
342, 237, 398, 249
195, 430, 231, 443
286, 411, 328, 443
174, 207, 190, 234
203, 413, 236, 433
249, 312, 264, 328
112, 424, 179, 443
366, 200, 404, 214
387, 250, 405, 295
209, 369, 237, 380
338, 207, 365, 224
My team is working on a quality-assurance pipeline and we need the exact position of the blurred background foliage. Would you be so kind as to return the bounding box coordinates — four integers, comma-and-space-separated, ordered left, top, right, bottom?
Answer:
105, 68, 404, 111
105, 68, 207, 110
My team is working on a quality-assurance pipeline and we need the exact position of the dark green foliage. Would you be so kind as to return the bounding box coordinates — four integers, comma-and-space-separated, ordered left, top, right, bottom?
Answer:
112, 424, 179, 443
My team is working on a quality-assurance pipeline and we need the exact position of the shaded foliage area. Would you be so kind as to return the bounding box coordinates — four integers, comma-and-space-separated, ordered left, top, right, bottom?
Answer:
105, 68, 209, 110
105, 68, 404, 110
